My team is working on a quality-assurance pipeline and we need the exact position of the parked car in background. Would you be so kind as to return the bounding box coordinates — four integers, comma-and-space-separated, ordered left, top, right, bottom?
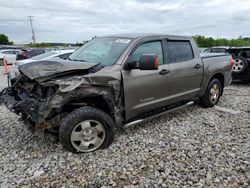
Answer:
0, 45, 21, 50
200, 45, 250, 81
16, 48, 47, 60
203, 46, 230, 53
199, 48, 210, 53
17, 49, 75, 66
1, 34, 233, 153
0, 49, 21, 65
227, 47, 250, 81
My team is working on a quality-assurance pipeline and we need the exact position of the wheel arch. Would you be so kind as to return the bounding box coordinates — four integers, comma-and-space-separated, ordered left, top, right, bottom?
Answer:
200, 71, 225, 97
208, 72, 225, 95
62, 95, 115, 119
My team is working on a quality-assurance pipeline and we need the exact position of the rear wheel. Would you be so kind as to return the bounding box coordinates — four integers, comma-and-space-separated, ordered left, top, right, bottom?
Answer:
59, 106, 115, 153
232, 56, 248, 74
200, 79, 222, 108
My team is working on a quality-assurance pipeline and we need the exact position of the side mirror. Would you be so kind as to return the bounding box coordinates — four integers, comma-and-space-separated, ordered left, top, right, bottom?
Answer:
125, 54, 159, 70
139, 54, 159, 70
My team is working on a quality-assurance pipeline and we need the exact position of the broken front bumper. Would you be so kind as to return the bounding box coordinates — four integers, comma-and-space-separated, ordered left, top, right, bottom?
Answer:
1, 88, 37, 113
0, 87, 56, 131
1, 89, 65, 133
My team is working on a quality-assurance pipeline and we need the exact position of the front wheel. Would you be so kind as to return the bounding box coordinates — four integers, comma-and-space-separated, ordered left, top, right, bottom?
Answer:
200, 79, 222, 108
59, 106, 115, 153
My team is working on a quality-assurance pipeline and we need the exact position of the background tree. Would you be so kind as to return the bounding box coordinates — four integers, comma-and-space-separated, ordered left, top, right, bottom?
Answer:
193, 35, 250, 47
29, 42, 52, 48
0, 34, 13, 45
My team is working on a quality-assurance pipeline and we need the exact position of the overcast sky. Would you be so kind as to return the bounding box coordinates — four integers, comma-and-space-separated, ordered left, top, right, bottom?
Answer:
0, 0, 250, 44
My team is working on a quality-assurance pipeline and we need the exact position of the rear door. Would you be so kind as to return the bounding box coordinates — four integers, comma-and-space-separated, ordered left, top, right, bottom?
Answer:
122, 39, 170, 120
165, 39, 203, 103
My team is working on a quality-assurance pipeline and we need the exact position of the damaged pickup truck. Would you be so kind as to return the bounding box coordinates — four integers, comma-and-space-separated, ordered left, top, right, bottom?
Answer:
0, 34, 233, 153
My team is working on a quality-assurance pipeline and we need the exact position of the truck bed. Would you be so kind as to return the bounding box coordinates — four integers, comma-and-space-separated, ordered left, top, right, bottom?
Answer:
200, 52, 232, 89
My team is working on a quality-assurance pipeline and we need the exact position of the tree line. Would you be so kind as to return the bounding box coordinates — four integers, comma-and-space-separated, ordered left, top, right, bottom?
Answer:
1, 33, 250, 48
193, 35, 250, 47
0, 34, 13, 45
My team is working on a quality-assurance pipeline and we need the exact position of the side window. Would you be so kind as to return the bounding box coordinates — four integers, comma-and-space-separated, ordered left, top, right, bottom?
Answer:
14, 51, 20, 55
167, 41, 194, 63
131, 41, 164, 65
2, 51, 14, 54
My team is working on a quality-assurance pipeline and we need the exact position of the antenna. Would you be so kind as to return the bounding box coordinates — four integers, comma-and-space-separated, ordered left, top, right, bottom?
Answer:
28, 16, 36, 44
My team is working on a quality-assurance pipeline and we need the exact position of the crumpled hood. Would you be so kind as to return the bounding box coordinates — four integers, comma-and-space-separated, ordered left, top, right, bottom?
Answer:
18, 58, 98, 80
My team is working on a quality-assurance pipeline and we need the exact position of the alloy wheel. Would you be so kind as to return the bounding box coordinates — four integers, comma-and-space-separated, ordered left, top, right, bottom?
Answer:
209, 83, 220, 104
232, 59, 244, 73
70, 120, 106, 152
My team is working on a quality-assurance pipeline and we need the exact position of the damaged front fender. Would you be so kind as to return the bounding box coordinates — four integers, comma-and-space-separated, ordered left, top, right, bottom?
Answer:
47, 72, 124, 127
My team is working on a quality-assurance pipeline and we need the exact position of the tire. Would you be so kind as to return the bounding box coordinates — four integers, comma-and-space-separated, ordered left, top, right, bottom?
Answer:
232, 56, 249, 74
200, 79, 222, 108
59, 106, 115, 153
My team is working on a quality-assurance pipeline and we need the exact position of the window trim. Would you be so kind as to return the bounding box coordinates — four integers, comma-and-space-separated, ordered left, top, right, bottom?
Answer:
165, 39, 194, 64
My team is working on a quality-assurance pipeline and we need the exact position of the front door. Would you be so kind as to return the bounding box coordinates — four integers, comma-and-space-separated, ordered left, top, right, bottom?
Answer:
122, 40, 170, 121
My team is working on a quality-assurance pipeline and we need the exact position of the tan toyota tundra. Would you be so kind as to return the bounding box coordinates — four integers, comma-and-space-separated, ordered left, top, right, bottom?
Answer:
0, 34, 234, 153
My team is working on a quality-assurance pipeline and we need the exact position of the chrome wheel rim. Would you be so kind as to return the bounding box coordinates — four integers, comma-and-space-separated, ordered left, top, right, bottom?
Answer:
209, 83, 220, 104
70, 120, 105, 152
232, 59, 244, 73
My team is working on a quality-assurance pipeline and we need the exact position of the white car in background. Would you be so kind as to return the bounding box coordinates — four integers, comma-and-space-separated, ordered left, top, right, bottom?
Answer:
0, 49, 21, 65
17, 49, 75, 66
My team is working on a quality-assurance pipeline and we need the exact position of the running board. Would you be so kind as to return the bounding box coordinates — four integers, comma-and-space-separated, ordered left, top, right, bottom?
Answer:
124, 101, 194, 129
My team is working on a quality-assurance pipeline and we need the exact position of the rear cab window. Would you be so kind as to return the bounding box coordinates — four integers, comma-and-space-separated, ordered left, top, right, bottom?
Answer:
167, 40, 194, 63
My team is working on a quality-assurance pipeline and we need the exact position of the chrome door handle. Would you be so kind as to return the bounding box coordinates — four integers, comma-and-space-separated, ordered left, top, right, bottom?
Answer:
194, 64, 202, 69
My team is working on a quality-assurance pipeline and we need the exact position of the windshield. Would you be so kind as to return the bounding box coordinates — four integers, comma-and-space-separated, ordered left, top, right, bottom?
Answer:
31, 51, 57, 60
69, 37, 131, 66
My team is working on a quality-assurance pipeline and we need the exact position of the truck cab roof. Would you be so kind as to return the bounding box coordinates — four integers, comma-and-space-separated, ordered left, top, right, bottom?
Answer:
103, 33, 192, 40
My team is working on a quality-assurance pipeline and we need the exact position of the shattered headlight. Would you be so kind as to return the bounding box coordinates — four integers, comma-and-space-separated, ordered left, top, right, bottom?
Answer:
8, 69, 20, 86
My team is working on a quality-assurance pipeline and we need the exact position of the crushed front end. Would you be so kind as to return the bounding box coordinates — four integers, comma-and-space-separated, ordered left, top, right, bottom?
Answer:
0, 60, 124, 133
0, 71, 61, 132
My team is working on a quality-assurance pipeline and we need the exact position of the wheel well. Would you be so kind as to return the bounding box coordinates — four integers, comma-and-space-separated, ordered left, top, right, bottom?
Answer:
85, 96, 114, 117
62, 95, 115, 119
210, 73, 224, 95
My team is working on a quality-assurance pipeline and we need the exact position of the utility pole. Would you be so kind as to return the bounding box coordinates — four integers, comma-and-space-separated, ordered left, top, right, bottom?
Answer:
28, 16, 36, 44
